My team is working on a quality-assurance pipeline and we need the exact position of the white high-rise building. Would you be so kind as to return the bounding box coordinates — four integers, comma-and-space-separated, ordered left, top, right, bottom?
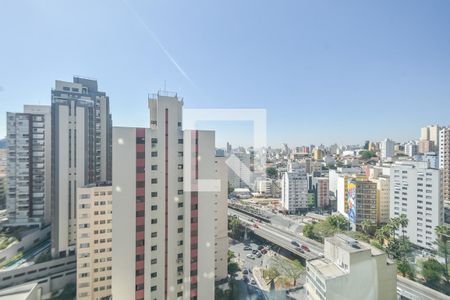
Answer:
112, 92, 228, 300
51, 77, 112, 257
390, 161, 443, 250
404, 141, 417, 157
281, 168, 308, 213
439, 126, 450, 207
6, 105, 51, 226
380, 138, 395, 161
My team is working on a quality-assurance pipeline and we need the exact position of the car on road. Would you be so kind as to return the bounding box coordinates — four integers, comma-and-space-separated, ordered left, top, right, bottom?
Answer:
246, 254, 256, 259
242, 268, 249, 275
295, 247, 305, 253
243, 246, 252, 251
253, 223, 259, 228
301, 245, 310, 252
291, 240, 300, 247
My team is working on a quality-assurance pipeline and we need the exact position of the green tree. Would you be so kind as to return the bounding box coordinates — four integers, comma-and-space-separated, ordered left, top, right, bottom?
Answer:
266, 167, 278, 179
227, 261, 239, 275
360, 219, 372, 236
421, 258, 445, 288
263, 267, 281, 290
303, 223, 315, 239
327, 215, 349, 230
397, 259, 414, 278
271, 256, 304, 286
227, 250, 235, 263
359, 150, 377, 159
229, 217, 243, 239
435, 225, 450, 282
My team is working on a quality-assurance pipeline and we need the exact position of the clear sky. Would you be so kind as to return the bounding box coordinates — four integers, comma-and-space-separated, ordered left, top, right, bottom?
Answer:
1, 0, 450, 147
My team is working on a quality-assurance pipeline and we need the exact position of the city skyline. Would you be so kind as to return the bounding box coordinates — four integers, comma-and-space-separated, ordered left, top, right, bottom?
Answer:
2, 0, 450, 145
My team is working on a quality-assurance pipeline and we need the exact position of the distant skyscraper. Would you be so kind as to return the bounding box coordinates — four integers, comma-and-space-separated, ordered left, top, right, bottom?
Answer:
112, 92, 227, 300
51, 77, 112, 257
439, 126, 450, 207
6, 105, 51, 226
380, 138, 395, 161
404, 141, 417, 157
421, 125, 441, 152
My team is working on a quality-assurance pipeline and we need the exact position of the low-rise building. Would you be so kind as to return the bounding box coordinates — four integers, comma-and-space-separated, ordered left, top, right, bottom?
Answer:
305, 234, 396, 300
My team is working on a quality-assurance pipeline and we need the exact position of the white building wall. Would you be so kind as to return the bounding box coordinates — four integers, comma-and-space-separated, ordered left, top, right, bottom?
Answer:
389, 161, 442, 250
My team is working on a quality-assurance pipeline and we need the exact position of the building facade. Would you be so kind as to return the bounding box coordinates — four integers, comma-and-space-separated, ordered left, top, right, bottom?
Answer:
76, 184, 112, 300
390, 161, 443, 250
421, 125, 441, 152
281, 169, 308, 213
51, 77, 112, 257
6, 105, 51, 226
313, 177, 329, 209
305, 234, 396, 300
380, 138, 394, 161
439, 126, 450, 207
112, 92, 227, 300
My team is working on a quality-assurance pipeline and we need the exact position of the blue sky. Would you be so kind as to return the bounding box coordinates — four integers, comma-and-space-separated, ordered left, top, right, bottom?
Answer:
1, 0, 450, 147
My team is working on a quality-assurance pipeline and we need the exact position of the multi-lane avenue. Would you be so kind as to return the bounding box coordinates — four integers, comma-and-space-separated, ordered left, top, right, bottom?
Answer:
228, 207, 450, 300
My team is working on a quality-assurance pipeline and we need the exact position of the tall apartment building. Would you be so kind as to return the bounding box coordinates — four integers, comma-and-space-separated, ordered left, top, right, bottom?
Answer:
305, 234, 396, 300
6, 105, 51, 226
112, 92, 227, 300
380, 138, 395, 161
312, 177, 329, 209
76, 183, 112, 300
228, 151, 252, 189
337, 175, 378, 227
281, 168, 308, 213
51, 77, 112, 257
421, 125, 441, 152
439, 126, 450, 207
390, 161, 443, 250
404, 141, 417, 157
0, 149, 7, 210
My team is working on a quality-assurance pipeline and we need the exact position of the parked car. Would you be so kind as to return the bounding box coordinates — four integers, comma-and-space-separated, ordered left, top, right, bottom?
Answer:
256, 252, 262, 258
301, 245, 310, 252
252, 249, 258, 254
242, 268, 249, 275
257, 245, 265, 250
243, 275, 249, 283
247, 254, 256, 259
243, 246, 252, 251
251, 279, 257, 285
260, 249, 268, 254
